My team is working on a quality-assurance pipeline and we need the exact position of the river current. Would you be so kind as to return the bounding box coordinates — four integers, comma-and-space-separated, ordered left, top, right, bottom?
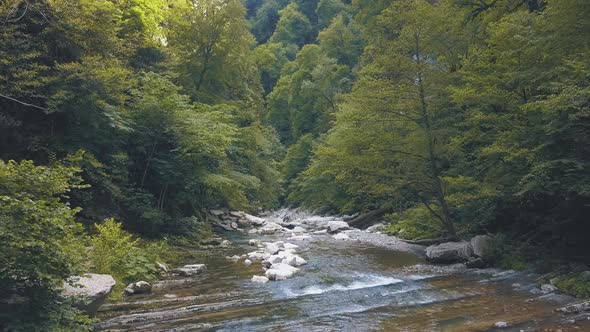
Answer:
95, 212, 587, 331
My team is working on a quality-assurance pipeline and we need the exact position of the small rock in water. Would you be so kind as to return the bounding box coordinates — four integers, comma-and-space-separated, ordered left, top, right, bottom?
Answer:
540, 283, 558, 294
494, 321, 508, 328
333, 233, 351, 240
220, 240, 232, 248
264, 243, 281, 255
251, 275, 269, 283
243, 259, 252, 266
267, 255, 283, 264
248, 239, 262, 247
174, 264, 207, 276
163, 294, 177, 299
226, 255, 241, 262
247, 251, 265, 261
124, 281, 152, 295
265, 263, 299, 281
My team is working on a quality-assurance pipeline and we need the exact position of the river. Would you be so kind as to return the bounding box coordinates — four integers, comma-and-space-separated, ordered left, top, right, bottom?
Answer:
95, 212, 587, 331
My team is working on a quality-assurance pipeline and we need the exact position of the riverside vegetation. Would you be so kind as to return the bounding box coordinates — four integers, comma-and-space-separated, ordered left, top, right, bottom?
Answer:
0, 0, 589, 330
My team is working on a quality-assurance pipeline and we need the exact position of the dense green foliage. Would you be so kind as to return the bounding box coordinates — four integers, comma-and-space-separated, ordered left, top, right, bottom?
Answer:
0, 158, 91, 331
1, 0, 590, 328
284, 0, 590, 264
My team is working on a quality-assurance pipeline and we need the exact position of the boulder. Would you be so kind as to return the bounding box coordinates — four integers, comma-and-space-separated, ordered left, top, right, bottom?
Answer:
327, 220, 351, 233
266, 255, 284, 264
291, 226, 307, 234
540, 283, 558, 294
283, 243, 299, 250
470, 235, 493, 259
494, 321, 508, 328
265, 263, 299, 281
247, 251, 266, 261
265, 244, 281, 255
251, 276, 270, 284
426, 241, 474, 263
124, 281, 152, 295
63, 274, 116, 315
229, 211, 245, 218
174, 264, 207, 276
220, 240, 232, 248
230, 222, 239, 229
259, 221, 285, 234
556, 301, 590, 314
243, 259, 253, 266
248, 239, 262, 247
244, 214, 266, 226
283, 255, 307, 267
333, 233, 351, 240
227, 255, 241, 262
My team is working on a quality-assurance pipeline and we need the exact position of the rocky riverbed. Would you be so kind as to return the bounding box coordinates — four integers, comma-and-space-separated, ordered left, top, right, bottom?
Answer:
94, 210, 590, 331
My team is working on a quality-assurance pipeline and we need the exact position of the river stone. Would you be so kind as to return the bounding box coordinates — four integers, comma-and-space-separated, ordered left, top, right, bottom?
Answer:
494, 321, 508, 328
174, 264, 207, 276
220, 240, 232, 248
251, 276, 269, 283
259, 221, 285, 234
243, 259, 253, 266
63, 273, 116, 315
470, 235, 493, 259
283, 243, 299, 250
333, 233, 351, 240
244, 214, 266, 226
540, 283, 558, 294
265, 263, 299, 281
426, 241, 474, 263
265, 244, 280, 255
247, 251, 265, 261
267, 255, 283, 264
124, 281, 152, 295
291, 226, 307, 234
557, 301, 590, 314
327, 220, 351, 233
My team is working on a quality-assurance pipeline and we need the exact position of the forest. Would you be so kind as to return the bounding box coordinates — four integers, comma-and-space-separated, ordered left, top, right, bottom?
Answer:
1, 0, 589, 330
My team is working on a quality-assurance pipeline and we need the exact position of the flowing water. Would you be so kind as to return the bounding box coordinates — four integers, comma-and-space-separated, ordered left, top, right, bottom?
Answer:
95, 213, 587, 331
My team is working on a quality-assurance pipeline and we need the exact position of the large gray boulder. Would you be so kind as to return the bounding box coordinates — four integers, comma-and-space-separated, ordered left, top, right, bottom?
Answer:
327, 220, 351, 233
426, 241, 474, 263
259, 221, 285, 234
63, 273, 116, 315
470, 235, 493, 259
244, 214, 266, 226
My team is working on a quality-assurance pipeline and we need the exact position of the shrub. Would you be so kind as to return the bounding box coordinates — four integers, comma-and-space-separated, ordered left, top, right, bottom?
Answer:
89, 219, 168, 292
